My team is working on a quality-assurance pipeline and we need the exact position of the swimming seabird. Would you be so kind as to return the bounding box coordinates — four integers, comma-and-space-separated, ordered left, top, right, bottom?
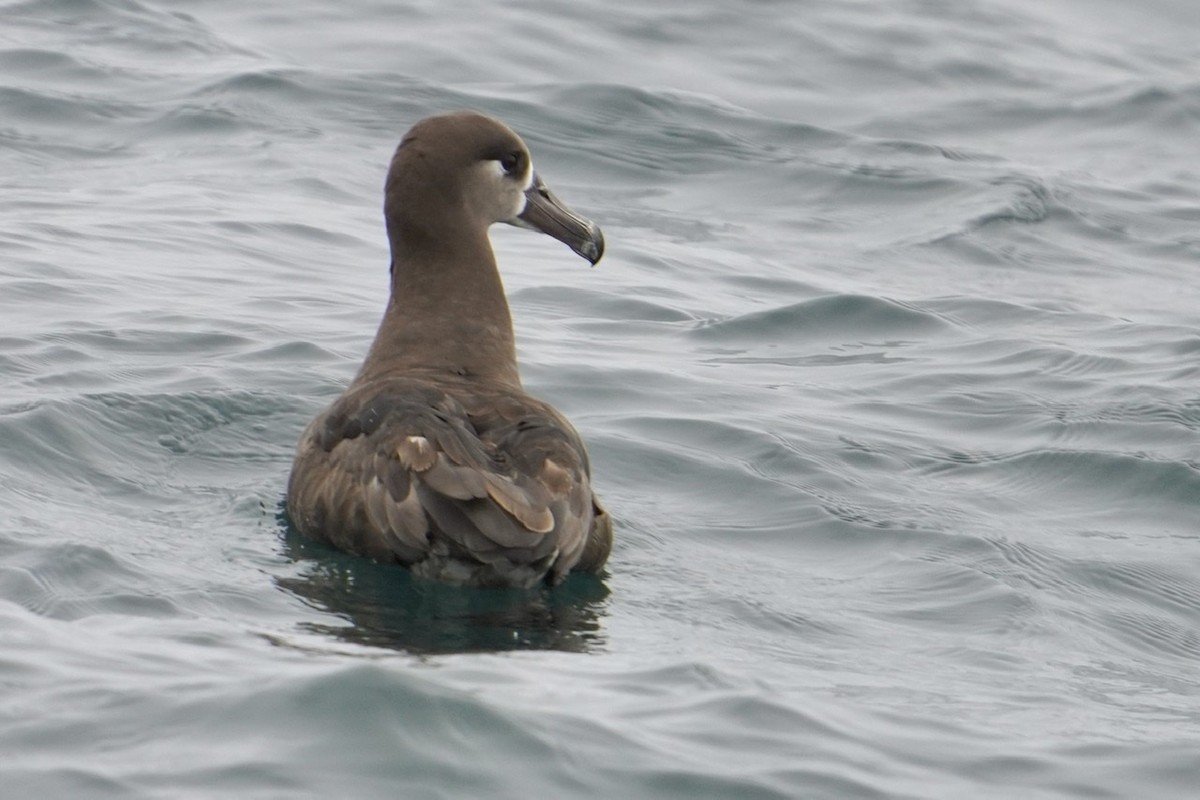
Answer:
286, 111, 612, 588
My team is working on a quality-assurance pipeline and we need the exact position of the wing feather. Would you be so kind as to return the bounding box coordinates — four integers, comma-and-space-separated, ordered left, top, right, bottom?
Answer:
482, 473, 555, 534
420, 452, 489, 500
286, 376, 610, 585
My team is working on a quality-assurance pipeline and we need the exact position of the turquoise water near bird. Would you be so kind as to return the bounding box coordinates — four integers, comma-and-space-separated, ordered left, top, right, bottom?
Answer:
2, 0, 1199, 797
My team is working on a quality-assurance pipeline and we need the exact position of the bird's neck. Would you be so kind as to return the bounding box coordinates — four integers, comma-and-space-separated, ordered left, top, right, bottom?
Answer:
354, 224, 521, 388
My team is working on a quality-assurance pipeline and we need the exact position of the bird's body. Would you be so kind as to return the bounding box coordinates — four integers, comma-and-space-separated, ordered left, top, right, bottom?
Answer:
286, 112, 611, 588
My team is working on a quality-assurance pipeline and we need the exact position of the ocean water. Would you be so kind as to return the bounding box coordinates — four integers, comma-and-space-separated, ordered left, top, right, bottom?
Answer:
2, 0, 1199, 796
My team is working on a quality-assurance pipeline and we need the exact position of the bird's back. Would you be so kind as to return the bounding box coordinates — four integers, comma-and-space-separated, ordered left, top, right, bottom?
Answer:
286, 374, 611, 587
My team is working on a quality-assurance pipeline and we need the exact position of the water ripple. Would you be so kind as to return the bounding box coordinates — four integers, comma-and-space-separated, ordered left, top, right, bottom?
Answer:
4, 0, 1200, 796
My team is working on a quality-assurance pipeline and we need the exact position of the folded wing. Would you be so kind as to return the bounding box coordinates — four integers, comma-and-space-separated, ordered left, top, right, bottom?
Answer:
286, 378, 604, 587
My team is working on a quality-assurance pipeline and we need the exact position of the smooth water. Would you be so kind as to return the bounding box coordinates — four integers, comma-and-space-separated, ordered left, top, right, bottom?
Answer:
3, 0, 1200, 797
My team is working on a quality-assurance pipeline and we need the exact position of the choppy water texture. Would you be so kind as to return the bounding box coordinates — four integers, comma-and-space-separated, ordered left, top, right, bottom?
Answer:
3, 0, 1200, 797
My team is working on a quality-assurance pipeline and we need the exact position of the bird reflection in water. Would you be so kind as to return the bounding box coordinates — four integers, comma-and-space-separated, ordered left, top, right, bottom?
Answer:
274, 509, 610, 655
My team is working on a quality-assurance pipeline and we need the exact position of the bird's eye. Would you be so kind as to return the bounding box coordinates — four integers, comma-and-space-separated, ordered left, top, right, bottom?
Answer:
499, 151, 521, 175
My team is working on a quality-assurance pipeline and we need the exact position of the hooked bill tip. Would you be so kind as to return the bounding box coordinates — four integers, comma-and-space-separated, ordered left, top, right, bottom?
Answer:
582, 224, 605, 266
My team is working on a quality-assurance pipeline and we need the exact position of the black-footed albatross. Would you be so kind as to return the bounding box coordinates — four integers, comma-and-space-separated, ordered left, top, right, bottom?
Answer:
286, 111, 612, 588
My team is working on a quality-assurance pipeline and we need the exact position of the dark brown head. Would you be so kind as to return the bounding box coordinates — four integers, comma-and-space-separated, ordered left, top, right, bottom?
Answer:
384, 111, 604, 265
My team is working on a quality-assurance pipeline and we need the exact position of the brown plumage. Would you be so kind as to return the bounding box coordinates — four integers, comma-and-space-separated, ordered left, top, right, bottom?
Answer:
286, 112, 612, 588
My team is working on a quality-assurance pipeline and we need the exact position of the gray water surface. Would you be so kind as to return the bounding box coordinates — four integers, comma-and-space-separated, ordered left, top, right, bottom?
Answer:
2, 0, 1200, 797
